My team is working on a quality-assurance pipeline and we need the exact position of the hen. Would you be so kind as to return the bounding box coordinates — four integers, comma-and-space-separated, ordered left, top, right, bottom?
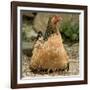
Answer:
29, 15, 69, 73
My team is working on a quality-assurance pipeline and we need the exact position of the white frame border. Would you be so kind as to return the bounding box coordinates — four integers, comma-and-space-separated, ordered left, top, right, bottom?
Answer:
17, 6, 84, 84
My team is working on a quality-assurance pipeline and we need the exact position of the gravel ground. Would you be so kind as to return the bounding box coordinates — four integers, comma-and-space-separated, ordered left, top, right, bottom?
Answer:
21, 43, 79, 78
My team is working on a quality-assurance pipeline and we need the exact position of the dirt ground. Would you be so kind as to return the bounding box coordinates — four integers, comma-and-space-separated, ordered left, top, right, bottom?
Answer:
21, 43, 79, 78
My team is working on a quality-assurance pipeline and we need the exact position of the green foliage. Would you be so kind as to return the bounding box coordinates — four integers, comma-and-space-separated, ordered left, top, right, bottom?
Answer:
22, 24, 34, 42
22, 31, 27, 41
60, 20, 79, 42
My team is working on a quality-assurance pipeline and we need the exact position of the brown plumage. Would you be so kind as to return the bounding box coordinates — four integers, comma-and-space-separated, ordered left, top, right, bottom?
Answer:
44, 15, 62, 40
29, 15, 69, 73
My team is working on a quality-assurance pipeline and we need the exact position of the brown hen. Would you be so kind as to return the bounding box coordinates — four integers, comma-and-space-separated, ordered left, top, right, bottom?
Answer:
30, 15, 69, 73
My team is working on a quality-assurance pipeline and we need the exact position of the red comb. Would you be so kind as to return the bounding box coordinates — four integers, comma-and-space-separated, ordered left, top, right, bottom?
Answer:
53, 15, 62, 20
